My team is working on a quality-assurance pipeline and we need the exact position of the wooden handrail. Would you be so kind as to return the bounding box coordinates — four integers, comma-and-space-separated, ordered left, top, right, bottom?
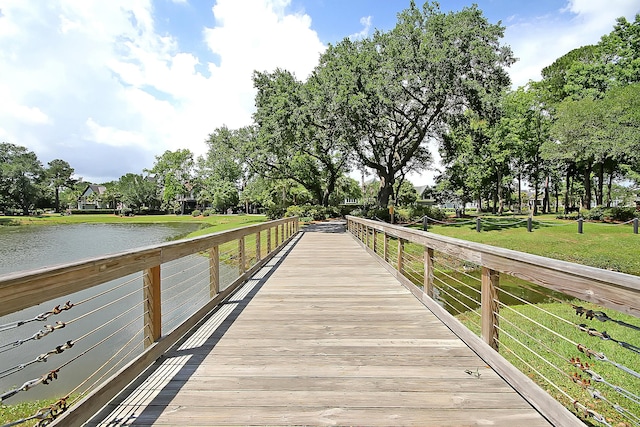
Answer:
0, 217, 298, 318
0, 217, 299, 427
346, 216, 640, 317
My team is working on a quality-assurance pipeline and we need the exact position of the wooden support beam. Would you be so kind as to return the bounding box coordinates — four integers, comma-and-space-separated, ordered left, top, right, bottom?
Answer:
209, 246, 219, 298
397, 238, 404, 275
424, 247, 434, 298
482, 267, 500, 351
238, 237, 246, 275
143, 265, 161, 348
255, 232, 261, 263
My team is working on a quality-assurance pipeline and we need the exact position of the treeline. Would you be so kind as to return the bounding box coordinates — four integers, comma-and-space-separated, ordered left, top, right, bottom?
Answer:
2, 2, 638, 218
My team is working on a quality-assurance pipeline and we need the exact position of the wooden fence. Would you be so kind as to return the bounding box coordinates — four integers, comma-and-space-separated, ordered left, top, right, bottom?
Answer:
346, 215, 640, 426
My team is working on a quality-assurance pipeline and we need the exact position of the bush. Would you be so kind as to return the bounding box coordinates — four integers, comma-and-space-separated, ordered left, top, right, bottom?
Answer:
585, 206, 604, 221
120, 207, 134, 217
405, 205, 447, 222
265, 206, 285, 220
285, 205, 306, 218
191, 209, 201, 217
70, 209, 116, 215
604, 207, 637, 222
202, 209, 212, 217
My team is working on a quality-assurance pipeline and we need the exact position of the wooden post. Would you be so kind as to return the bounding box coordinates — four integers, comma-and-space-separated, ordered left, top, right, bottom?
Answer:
365, 226, 369, 248
578, 218, 583, 234
238, 237, 246, 275
256, 232, 261, 263
476, 217, 482, 233
143, 265, 161, 348
424, 247, 434, 298
373, 229, 378, 254
397, 238, 404, 275
481, 267, 500, 351
634, 218, 638, 234
383, 232, 389, 262
266, 228, 272, 254
275, 224, 279, 247
209, 246, 219, 298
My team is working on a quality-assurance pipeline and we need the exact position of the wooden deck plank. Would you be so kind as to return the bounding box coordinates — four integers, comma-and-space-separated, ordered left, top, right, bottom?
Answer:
89, 225, 552, 426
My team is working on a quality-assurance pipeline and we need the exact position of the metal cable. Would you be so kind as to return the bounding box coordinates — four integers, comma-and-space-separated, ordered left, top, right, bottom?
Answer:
496, 285, 577, 328
497, 302, 579, 346
432, 265, 482, 296
66, 287, 142, 326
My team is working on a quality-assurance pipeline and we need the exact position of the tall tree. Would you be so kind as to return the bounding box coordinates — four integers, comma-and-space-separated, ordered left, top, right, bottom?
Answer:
117, 173, 159, 212
0, 143, 45, 215
250, 69, 352, 206
317, 1, 514, 207
147, 149, 194, 213
46, 159, 76, 213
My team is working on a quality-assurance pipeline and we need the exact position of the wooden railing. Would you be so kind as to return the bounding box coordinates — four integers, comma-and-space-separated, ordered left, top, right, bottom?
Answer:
346, 215, 640, 427
0, 217, 298, 427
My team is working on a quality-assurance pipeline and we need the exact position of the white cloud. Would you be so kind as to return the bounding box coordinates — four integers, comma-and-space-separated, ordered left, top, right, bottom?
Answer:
0, 0, 325, 183
349, 16, 372, 40
504, 0, 639, 87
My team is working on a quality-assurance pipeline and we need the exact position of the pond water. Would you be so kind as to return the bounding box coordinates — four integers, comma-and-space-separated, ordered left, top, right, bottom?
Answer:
0, 222, 202, 276
0, 222, 210, 403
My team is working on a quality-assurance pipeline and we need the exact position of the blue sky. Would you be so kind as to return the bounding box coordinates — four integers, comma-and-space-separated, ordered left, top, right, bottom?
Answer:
0, 0, 638, 185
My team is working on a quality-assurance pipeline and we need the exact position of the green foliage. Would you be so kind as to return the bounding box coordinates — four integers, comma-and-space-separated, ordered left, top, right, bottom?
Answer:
202, 209, 212, 217
147, 149, 194, 210
284, 204, 341, 221
212, 181, 239, 213
120, 207, 134, 216
191, 209, 201, 217
604, 206, 638, 221
409, 205, 447, 222
0, 142, 45, 215
117, 173, 160, 211
584, 206, 605, 221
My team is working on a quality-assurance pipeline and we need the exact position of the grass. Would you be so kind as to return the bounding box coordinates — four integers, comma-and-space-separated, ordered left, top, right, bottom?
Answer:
457, 301, 640, 426
415, 213, 640, 276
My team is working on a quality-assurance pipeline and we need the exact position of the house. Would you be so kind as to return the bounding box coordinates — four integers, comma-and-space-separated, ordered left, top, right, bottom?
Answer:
413, 185, 437, 206
78, 184, 107, 210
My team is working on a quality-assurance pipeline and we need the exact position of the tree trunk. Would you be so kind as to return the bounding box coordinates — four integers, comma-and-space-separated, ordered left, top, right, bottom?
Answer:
606, 172, 613, 208
54, 187, 61, 213
377, 173, 394, 208
564, 168, 571, 213
517, 172, 522, 214
496, 170, 504, 215
542, 175, 550, 214
596, 162, 604, 206
583, 161, 593, 209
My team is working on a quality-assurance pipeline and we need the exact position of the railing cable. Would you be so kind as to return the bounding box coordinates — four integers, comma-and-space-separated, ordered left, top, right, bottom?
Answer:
577, 323, 640, 355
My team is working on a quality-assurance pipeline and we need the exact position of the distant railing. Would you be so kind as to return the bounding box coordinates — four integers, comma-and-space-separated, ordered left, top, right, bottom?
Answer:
0, 217, 299, 427
346, 215, 640, 427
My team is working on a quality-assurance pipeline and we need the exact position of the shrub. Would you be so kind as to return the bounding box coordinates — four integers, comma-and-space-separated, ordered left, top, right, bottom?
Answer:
307, 205, 326, 221
202, 209, 212, 217
585, 206, 604, 221
265, 206, 285, 220
285, 205, 306, 218
120, 207, 134, 216
191, 209, 201, 217
604, 207, 637, 222
405, 205, 447, 222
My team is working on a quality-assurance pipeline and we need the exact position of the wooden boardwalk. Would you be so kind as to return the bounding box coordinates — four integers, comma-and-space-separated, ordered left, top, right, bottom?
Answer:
89, 222, 552, 426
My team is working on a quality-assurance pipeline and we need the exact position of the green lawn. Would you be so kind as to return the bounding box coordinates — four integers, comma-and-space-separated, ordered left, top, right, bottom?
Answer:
416, 214, 640, 276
